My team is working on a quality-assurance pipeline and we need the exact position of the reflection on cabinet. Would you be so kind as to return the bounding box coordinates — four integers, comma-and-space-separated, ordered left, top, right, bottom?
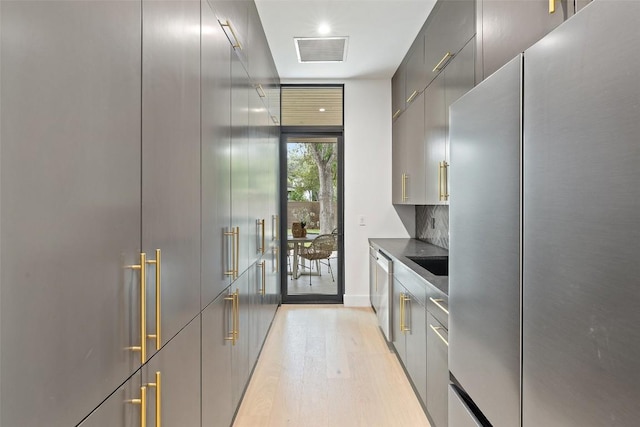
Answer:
476, 0, 590, 81
78, 372, 142, 427
0, 1, 142, 425
392, 91, 426, 205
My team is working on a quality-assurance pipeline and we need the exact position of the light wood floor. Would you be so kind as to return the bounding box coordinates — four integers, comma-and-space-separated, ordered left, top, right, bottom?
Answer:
233, 305, 431, 427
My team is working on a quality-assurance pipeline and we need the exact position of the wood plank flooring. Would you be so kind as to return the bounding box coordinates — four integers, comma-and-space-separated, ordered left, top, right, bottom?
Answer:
233, 305, 431, 427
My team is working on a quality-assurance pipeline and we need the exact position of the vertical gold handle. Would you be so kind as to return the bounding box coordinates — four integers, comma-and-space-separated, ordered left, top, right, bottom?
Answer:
257, 219, 265, 254
127, 253, 147, 364
146, 249, 161, 351
439, 161, 449, 201
224, 292, 236, 345
272, 214, 277, 241
258, 261, 266, 295
401, 173, 409, 202
224, 228, 239, 280
146, 371, 161, 427
234, 289, 239, 340
433, 52, 453, 72
234, 227, 240, 280
127, 386, 147, 427
399, 293, 405, 333
402, 295, 411, 333
255, 84, 266, 98
549, 0, 556, 13
219, 20, 242, 50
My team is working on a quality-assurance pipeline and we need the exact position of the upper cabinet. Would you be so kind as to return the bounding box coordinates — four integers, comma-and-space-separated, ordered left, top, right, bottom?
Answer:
392, 62, 407, 120
404, 35, 426, 107
476, 0, 592, 81
424, 0, 475, 87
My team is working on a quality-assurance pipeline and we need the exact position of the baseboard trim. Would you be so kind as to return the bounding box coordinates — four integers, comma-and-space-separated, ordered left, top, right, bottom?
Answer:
343, 294, 371, 307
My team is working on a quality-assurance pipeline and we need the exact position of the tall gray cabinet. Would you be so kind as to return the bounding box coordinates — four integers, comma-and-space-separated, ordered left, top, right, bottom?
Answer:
0, 0, 281, 425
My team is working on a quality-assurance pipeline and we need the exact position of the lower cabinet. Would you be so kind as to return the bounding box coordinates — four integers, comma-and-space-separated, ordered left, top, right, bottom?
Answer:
427, 312, 449, 427
393, 278, 427, 406
80, 317, 201, 427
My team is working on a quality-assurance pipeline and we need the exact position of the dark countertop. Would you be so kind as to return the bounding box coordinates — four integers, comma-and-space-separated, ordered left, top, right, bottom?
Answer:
369, 238, 449, 295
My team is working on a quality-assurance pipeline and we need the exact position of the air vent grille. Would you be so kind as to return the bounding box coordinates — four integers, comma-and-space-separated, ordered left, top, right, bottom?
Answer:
294, 37, 349, 63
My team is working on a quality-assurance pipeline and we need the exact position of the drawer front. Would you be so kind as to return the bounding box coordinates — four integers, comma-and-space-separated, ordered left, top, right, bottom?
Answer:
449, 385, 483, 427
393, 265, 427, 306
427, 288, 449, 329
427, 313, 449, 427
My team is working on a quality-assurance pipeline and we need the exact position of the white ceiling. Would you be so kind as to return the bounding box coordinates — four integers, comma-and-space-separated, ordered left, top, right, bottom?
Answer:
254, 0, 437, 80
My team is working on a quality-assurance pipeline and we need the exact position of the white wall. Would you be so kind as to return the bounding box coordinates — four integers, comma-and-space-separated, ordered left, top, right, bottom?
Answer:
342, 79, 414, 306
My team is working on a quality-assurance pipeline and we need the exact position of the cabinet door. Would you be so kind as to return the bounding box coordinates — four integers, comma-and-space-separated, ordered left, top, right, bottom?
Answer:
233, 270, 251, 406
142, 0, 201, 358
248, 89, 269, 265
479, 0, 565, 80
209, 0, 249, 57
202, 290, 234, 427
248, 260, 264, 366
424, 0, 475, 85
144, 317, 200, 427
0, 2, 141, 425
427, 313, 449, 427
202, 0, 232, 307
392, 280, 406, 363
405, 35, 426, 106
392, 63, 407, 119
423, 72, 447, 205
405, 294, 427, 406
78, 372, 142, 427
231, 54, 252, 277
403, 92, 426, 204
391, 113, 406, 204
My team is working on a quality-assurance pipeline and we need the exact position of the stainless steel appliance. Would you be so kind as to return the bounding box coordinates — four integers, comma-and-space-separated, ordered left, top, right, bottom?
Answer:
449, 1, 640, 425
376, 250, 393, 342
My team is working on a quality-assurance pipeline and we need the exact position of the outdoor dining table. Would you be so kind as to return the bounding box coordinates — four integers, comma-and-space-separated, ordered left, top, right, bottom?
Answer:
287, 234, 318, 279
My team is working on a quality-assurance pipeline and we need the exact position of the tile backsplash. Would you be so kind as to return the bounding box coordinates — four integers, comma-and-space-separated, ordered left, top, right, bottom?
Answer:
416, 205, 449, 250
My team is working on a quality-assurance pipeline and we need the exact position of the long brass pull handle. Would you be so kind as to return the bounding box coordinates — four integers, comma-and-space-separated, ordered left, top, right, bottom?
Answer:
430, 324, 449, 347
127, 386, 147, 427
392, 109, 401, 120
402, 174, 409, 202
258, 261, 266, 295
399, 293, 405, 333
146, 371, 161, 427
443, 161, 449, 201
224, 293, 236, 345
402, 295, 411, 333
433, 52, 453, 72
224, 230, 235, 278
255, 84, 266, 98
439, 161, 450, 201
257, 219, 265, 254
234, 290, 240, 340
146, 249, 161, 351
429, 297, 449, 315
549, 0, 556, 13
219, 20, 242, 50
406, 90, 418, 104
126, 253, 147, 364
234, 228, 240, 280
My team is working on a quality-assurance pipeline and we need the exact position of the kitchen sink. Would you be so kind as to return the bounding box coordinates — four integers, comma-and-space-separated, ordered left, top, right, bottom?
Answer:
407, 256, 449, 276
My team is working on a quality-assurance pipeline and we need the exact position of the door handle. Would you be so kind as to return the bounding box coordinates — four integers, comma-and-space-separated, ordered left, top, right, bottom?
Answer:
258, 260, 266, 295
433, 52, 453, 72
126, 253, 147, 364
127, 386, 147, 427
429, 297, 449, 315
146, 371, 162, 427
430, 324, 449, 346
549, 0, 556, 13
146, 249, 161, 351
224, 289, 239, 345
224, 227, 239, 280
406, 90, 419, 104
392, 109, 401, 120
219, 20, 242, 50
257, 219, 265, 254
439, 161, 449, 201
401, 295, 411, 333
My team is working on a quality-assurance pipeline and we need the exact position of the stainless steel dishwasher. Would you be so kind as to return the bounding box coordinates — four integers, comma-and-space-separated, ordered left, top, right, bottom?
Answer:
376, 250, 392, 342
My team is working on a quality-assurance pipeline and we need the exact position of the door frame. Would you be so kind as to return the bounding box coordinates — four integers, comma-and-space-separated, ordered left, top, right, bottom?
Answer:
279, 129, 344, 304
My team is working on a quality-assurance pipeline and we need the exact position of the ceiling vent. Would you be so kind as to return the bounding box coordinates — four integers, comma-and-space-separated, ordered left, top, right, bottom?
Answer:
294, 37, 349, 63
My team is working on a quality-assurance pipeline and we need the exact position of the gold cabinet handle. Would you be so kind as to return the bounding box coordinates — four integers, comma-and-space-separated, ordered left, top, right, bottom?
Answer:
433, 52, 453, 72
439, 161, 449, 201
429, 297, 449, 315
399, 293, 404, 332
127, 253, 147, 364
257, 219, 265, 254
146, 371, 161, 427
406, 90, 419, 104
255, 84, 266, 98
430, 324, 449, 347
392, 109, 401, 120
127, 386, 147, 427
224, 292, 236, 345
224, 227, 239, 280
234, 228, 239, 279
258, 261, 266, 295
401, 173, 409, 202
219, 20, 242, 50
146, 249, 161, 351
549, 0, 556, 13
401, 295, 411, 333
444, 161, 449, 201
234, 290, 239, 340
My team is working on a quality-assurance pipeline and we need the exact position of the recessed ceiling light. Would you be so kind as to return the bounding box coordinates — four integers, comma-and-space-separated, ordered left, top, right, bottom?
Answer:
318, 23, 330, 35
319, 108, 326, 112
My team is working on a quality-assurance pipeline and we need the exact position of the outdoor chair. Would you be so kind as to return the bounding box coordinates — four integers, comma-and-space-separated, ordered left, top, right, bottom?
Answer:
298, 234, 335, 286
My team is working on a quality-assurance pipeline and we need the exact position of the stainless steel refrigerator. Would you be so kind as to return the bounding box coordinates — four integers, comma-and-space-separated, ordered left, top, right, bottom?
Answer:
449, 1, 640, 426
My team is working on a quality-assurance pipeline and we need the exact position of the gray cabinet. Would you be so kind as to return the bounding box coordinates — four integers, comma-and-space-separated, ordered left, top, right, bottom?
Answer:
392, 91, 426, 205
143, 317, 201, 427
423, 38, 475, 204
142, 0, 202, 359
392, 62, 407, 119
78, 372, 142, 427
0, 1, 142, 425
202, 0, 233, 307
476, 0, 589, 81
393, 276, 427, 406
202, 290, 235, 427
233, 270, 252, 405
424, 0, 475, 88
426, 312, 449, 427
405, 36, 426, 107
